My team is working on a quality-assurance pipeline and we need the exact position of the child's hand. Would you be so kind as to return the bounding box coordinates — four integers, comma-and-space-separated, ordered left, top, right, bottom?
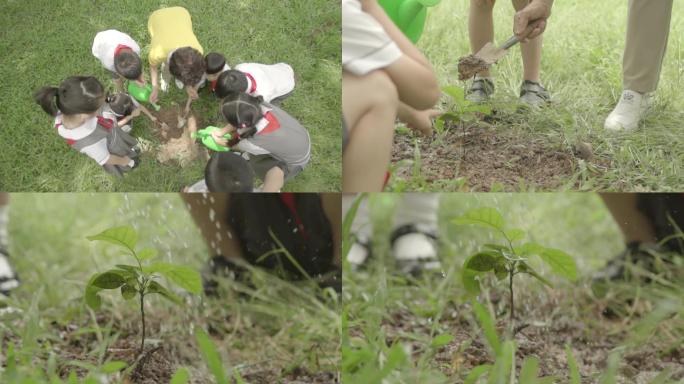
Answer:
131, 108, 142, 117
211, 131, 229, 146
187, 86, 199, 100
150, 87, 159, 104
403, 109, 441, 136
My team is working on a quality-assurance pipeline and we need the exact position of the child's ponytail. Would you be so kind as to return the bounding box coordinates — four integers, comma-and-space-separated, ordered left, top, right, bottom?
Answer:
34, 76, 105, 117
220, 92, 264, 138
33, 87, 60, 116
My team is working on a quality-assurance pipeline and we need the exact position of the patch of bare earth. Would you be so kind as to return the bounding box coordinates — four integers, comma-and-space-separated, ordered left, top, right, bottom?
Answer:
391, 123, 605, 191
379, 288, 683, 383
152, 107, 207, 166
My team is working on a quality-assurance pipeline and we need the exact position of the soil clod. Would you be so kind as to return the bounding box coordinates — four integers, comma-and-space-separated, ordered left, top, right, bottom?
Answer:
457, 54, 490, 80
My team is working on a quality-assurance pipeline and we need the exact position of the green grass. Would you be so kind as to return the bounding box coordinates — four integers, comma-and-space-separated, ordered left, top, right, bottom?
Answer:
390, 0, 684, 191
1, 194, 340, 382
0, 0, 340, 192
343, 193, 684, 382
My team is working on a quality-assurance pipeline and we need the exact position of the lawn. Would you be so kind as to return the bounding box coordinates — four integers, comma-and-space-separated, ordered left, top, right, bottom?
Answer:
388, 0, 684, 192
342, 193, 684, 382
0, 0, 340, 192
0, 194, 340, 383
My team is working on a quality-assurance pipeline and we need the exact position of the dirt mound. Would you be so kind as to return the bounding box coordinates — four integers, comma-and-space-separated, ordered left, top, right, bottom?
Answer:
391, 124, 578, 191
152, 107, 206, 166
458, 54, 489, 80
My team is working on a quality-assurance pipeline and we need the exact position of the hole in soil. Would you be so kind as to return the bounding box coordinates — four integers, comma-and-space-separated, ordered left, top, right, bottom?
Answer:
391, 124, 579, 190
152, 106, 208, 166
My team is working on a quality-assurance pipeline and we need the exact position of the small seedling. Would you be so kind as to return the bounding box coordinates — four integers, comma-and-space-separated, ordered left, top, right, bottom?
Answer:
84, 226, 202, 356
453, 207, 577, 330
434, 86, 491, 134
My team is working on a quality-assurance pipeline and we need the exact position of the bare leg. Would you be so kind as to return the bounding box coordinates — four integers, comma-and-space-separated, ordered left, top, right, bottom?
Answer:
512, 0, 542, 83
343, 70, 399, 192
180, 193, 244, 260
321, 194, 342, 268
600, 193, 657, 244
262, 167, 285, 192
469, 0, 496, 78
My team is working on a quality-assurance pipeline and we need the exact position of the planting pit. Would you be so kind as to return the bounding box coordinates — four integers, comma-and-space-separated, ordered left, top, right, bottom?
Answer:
152, 107, 207, 166
391, 123, 580, 191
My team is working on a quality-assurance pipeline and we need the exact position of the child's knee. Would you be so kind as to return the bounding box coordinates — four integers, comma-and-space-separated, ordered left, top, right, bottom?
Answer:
511, 0, 530, 11
366, 70, 399, 112
472, 0, 496, 10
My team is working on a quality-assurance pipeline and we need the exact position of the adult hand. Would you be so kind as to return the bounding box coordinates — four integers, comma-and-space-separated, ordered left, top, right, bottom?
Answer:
149, 86, 159, 104
513, 0, 553, 41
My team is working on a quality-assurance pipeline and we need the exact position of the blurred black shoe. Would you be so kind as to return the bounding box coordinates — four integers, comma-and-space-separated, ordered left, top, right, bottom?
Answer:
0, 248, 20, 297
202, 255, 250, 297
592, 241, 672, 284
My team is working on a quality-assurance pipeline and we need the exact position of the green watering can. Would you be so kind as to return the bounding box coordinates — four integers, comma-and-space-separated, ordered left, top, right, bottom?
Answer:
191, 126, 232, 152
127, 82, 161, 111
379, 0, 441, 43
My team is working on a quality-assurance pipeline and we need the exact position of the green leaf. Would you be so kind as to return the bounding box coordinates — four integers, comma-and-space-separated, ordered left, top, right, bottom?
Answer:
170, 367, 190, 384
115, 264, 141, 274
464, 364, 492, 384
195, 328, 228, 384
493, 259, 508, 281
566, 345, 581, 384
145, 262, 202, 294
516, 242, 546, 257
465, 252, 500, 272
91, 271, 125, 289
137, 248, 158, 261
147, 281, 182, 305
85, 275, 103, 310
462, 267, 481, 295
539, 248, 578, 281
87, 226, 138, 253
520, 356, 540, 383
120, 284, 137, 300
463, 102, 492, 115
453, 207, 505, 232
100, 361, 127, 374
430, 334, 454, 348
442, 85, 465, 102
472, 300, 501, 357
518, 262, 553, 288
489, 340, 515, 384
342, 193, 367, 260
504, 228, 525, 242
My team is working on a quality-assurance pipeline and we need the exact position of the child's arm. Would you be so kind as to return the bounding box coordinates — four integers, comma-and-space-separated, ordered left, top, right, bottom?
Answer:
187, 114, 198, 136
183, 96, 193, 116
149, 64, 160, 103
137, 104, 158, 123
117, 108, 142, 127
105, 154, 134, 166
262, 166, 285, 192
359, 0, 440, 110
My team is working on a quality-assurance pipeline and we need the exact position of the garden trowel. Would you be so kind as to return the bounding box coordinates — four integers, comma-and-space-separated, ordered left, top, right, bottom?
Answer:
475, 35, 520, 64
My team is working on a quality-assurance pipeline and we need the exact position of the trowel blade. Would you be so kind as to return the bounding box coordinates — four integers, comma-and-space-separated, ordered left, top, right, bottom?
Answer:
475, 42, 507, 65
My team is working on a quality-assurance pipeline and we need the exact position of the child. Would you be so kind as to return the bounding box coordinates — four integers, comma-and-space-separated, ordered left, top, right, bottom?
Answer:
465, 0, 550, 107
342, 0, 441, 192
215, 62, 295, 104
147, 6, 205, 111
91, 29, 145, 91
34, 76, 139, 177
205, 52, 231, 94
212, 92, 311, 192
185, 151, 255, 193
182, 193, 341, 293
0, 194, 19, 297
102, 93, 159, 133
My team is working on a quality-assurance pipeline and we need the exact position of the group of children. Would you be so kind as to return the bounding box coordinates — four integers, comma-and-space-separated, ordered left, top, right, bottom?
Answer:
34, 6, 305, 192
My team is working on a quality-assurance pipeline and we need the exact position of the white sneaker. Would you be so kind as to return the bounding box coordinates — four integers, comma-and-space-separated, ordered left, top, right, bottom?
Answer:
604, 90, 651, 132
391, 229, 442, 276
160, 63, 169, 92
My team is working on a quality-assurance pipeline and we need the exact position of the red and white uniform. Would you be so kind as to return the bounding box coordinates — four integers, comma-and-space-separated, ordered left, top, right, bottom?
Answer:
92, 29, 141, 73
234, 63, 295, 103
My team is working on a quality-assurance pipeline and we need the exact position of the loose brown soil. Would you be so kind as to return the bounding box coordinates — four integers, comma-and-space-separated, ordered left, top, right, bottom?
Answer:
152, 107, 206, 166
391, 123, 590, 191
379, 288, 684, 382
457, 54, 490, 80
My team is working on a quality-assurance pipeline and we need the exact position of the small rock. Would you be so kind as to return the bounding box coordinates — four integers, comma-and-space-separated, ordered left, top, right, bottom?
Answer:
574, 142, 593, 160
